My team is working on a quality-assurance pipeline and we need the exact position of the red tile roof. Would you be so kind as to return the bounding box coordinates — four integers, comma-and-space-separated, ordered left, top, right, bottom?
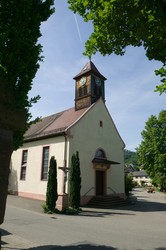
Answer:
24, 107, 88, 142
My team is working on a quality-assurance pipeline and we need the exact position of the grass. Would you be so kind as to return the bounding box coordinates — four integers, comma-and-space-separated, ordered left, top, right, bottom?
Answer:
42, 203, 82, 215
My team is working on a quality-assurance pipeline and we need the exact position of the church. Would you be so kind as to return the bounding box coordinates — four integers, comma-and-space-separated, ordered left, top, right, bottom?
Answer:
9, 61, 125, 210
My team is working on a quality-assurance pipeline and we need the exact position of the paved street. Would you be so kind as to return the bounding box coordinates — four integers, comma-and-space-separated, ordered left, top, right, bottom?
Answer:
0, 188, 166, 250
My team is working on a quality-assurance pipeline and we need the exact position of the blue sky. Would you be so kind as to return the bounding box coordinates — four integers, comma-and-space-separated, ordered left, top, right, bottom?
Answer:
29, 1, 165, 152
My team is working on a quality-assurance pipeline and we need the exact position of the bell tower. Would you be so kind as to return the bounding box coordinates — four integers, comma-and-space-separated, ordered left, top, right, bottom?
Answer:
74, 61, 107, 111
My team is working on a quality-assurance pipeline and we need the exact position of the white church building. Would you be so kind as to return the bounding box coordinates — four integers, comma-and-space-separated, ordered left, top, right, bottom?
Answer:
9, 61, 125, 210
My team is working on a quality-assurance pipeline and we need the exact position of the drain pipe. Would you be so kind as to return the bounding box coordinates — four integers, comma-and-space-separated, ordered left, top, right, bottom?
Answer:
62, 133, 67, 194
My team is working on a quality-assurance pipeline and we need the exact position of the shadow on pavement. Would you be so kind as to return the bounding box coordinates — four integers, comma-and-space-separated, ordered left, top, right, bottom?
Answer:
24, 244, 166, 250
0, 228, 11, 237
25, 244, 116, 250
71, 210, 135, 217
0, 228, 12, 247
115, 199, 166, 213
78, 191, 166, 214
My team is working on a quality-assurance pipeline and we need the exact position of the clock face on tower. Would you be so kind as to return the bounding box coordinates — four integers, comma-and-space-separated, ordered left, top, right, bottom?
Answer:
80, 76, 86, 85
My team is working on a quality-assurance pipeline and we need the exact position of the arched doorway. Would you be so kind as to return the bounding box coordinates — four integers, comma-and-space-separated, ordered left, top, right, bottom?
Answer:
92, 149, 110, 196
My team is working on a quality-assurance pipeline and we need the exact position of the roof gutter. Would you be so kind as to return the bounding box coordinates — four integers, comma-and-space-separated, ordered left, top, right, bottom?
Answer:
24, 131, 66, 143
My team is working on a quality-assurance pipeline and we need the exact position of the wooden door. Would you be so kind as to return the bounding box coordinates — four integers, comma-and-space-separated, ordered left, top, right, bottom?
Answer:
96, 170, 104, 195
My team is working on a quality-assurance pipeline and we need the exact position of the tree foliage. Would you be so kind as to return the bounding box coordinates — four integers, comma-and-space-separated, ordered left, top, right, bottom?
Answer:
136, 110, 166, 190
69, 151, 81, 209
124, 149, 138, 167
0, 0, 54, 149
125, 174, 135, 196
68, 0, 166, 94
46, 156, 58, 212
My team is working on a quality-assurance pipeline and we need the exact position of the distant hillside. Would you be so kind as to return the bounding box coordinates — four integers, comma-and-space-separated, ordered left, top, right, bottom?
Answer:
124, 149, 138, 167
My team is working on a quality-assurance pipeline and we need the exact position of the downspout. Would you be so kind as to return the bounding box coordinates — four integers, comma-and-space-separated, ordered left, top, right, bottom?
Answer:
62, 133, 67, 194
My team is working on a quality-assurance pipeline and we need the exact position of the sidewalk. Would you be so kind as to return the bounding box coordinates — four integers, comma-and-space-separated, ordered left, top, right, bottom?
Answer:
1, 194, 45, 250
6, 194, 44, 213
1, 230, 40, 250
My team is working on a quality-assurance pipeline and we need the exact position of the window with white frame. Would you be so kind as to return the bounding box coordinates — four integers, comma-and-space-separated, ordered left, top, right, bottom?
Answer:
20, 150, 28, 180
41, 146, 49, 180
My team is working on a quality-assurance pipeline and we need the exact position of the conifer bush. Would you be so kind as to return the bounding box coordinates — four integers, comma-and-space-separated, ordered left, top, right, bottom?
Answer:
125, 174, 135, 196
46, 156, 58, 212
69, 151, 81, 209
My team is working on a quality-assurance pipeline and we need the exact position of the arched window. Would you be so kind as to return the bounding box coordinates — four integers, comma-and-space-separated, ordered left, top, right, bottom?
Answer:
95, 149, 105, 158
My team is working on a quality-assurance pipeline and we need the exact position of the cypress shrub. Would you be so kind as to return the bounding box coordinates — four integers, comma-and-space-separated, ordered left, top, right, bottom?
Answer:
46, 156, 58, 212
69, 151, 81, 209
125, 174, 135, 196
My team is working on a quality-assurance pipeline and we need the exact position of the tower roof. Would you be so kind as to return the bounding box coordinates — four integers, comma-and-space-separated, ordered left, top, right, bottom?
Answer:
73, 61, 107, 80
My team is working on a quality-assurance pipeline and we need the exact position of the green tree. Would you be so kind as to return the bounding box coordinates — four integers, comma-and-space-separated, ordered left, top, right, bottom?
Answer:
68, 0, 166, 94
136, 110, 166, 191
124, 149, 139, 167
125, 174, 135, 196
69, 151, 81, 209
46, 156, 58, 212
0, 0, 54, 225
133, 166, 140, 172
151, 172, 166, 190
0, 0, 54, 149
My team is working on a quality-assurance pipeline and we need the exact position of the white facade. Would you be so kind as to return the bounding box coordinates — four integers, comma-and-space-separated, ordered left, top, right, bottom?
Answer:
9, 99, 125, 208
67, 99, 125, 197
132, 171, 152, 186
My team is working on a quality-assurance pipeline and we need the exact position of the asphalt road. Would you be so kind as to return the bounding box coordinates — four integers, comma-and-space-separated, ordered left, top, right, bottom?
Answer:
1, 188, 166, 250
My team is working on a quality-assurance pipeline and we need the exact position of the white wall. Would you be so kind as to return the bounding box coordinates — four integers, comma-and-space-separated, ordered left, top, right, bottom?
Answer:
10, 100, 125, 200
66, 99, 125, 196
133, 176, 152, 186
9, 136, 66, 198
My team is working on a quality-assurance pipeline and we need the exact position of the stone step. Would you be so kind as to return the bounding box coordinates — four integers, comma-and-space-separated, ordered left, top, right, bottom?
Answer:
86, 195, 131, 208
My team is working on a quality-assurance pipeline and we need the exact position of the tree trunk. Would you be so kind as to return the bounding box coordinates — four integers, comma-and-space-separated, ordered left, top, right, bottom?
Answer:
0, 79, 25, 226
0, 128, 13, 225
